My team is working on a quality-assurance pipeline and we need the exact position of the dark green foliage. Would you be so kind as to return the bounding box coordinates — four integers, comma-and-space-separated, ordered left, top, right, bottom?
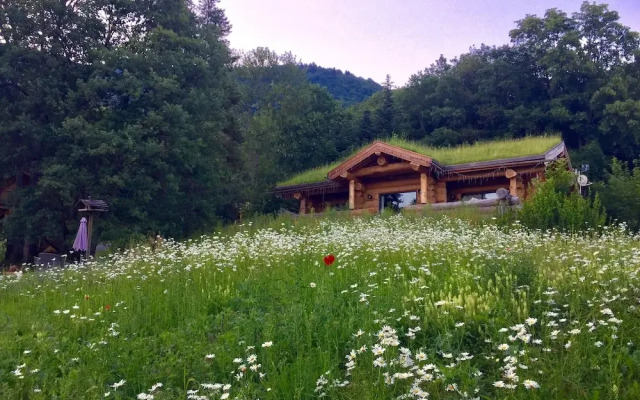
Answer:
375, 75, 396, 137
359, 110, 374, 143
0, 0, 241, 262
302, 63, 382, 106
596, 159, 640, 231
519, 161, 606, 231
234, 48, 356, 215
388, 2, 640, 157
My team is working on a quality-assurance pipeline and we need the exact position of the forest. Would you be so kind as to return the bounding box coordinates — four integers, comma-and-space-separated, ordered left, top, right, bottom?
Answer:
1, 0, 640, 263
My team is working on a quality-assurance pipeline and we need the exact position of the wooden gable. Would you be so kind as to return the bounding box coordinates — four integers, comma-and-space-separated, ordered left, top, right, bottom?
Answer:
327, 141, 432, 180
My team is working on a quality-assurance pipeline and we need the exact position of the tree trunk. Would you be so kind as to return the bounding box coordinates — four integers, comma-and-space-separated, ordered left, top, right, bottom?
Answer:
4, 238, 24, 265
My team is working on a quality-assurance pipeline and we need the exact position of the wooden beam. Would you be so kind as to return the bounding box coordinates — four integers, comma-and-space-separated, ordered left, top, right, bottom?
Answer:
339, 171, 352, 180
410, 162, 425, 172
293, 192, 303, 200
365, 177, 420, 190
420, 173, 428, 204
377, 156, 388, 166
440, 167, 545, 182
349, 180, 355, 210
339, 172, 366, 191
351, 162, 416, 178
505, 169, 518, 179
369, 184, 423, 195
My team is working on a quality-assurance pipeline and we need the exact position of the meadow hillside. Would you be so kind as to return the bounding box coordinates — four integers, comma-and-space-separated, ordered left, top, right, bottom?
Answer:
1, 214, 639, 399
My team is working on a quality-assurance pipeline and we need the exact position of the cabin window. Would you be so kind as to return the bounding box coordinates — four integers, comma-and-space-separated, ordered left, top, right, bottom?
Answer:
379, 191, 417, 211
460, 192, 499, 202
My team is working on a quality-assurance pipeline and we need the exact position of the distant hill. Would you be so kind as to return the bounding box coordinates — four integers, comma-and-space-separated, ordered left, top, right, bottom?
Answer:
301, 63, 382, 106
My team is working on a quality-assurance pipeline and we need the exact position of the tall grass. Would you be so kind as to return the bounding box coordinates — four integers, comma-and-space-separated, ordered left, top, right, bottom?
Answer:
279, 136, 562, 186
1, 214, 638, 399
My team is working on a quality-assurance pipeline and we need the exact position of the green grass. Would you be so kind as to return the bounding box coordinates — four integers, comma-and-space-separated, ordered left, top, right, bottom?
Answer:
386, 135, 561, 166
278, 135, 562, 186
277, 160, 343, 186
1, 213, 639, 399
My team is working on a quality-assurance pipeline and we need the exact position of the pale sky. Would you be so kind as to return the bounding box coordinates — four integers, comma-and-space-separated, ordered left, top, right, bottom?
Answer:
218, 0, 640, 87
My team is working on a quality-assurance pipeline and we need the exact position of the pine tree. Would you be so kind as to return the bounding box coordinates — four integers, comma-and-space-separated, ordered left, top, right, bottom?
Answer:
360, 110, 374, 143
196, 0, 231, 37
375, 74, 395, 137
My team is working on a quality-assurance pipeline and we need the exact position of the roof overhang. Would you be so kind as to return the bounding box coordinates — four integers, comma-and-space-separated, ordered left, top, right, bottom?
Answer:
271, 180, 348, 199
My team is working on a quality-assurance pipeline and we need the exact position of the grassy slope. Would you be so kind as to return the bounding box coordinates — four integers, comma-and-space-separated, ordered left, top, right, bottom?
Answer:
279, 136, 561, 186
0, 214, 639, 399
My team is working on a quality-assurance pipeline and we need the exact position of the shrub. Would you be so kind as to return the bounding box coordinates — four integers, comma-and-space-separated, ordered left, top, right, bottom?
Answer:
596, 159, 640, 231
518, 160, 606, 232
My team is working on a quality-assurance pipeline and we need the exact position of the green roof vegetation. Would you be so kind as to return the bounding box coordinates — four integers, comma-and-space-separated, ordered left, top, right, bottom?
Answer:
278, 135, 562, 186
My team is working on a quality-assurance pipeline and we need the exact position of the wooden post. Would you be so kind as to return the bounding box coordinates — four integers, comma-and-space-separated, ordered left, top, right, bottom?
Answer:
293, 192, 306, 214
299, 197, 306, 214
87, 213, 94, 257
509, 176, 524, 198
420, 173, 427, 204
349, 180, 355, 210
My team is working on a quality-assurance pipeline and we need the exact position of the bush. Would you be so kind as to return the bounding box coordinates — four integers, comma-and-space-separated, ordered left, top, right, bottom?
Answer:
518, 160, 606, 232
596, 159, 640, 231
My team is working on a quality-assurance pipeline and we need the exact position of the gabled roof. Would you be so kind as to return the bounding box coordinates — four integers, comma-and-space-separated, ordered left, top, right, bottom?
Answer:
327, 141, 432, 180
275, 136, 565, 191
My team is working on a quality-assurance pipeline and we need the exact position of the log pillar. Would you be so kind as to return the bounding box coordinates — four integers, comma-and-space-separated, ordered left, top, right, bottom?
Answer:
420, 173, 428, 204
349, 180, 355, 210
294, 192, 306, 215
299, 197, 306, 214
509, 176, 525, 198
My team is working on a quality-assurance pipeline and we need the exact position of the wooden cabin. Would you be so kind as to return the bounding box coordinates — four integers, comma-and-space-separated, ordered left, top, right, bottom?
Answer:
273, 137, 570, 214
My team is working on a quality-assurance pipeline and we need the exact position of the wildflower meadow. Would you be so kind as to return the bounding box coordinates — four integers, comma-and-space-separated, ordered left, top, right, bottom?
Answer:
1, 214, 639, 399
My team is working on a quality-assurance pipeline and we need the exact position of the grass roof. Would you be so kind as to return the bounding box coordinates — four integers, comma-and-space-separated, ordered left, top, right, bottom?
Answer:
278, 135, 562, 186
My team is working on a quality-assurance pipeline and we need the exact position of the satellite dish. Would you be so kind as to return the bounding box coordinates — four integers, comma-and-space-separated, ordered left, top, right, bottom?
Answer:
577, 175, 589, 187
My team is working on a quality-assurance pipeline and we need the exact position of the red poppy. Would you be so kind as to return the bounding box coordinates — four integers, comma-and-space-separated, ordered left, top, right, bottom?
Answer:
105, 305, 111, 311
323, 254, 335, 266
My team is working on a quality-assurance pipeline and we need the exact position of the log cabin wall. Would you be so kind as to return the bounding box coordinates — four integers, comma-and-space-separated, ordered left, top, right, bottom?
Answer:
296, 168, 546, 214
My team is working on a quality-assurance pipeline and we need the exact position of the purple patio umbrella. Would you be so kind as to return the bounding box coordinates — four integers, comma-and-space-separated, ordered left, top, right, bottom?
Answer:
73, 217, 88, 252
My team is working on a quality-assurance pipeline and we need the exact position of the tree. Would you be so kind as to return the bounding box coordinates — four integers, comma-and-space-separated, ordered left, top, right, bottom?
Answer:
375, 74, 396, 137
359, 110, 374, 143
0, 0, 241, 263
195, 0, 232, 37
597, 159, 640, 231
234, 48, 351, 214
